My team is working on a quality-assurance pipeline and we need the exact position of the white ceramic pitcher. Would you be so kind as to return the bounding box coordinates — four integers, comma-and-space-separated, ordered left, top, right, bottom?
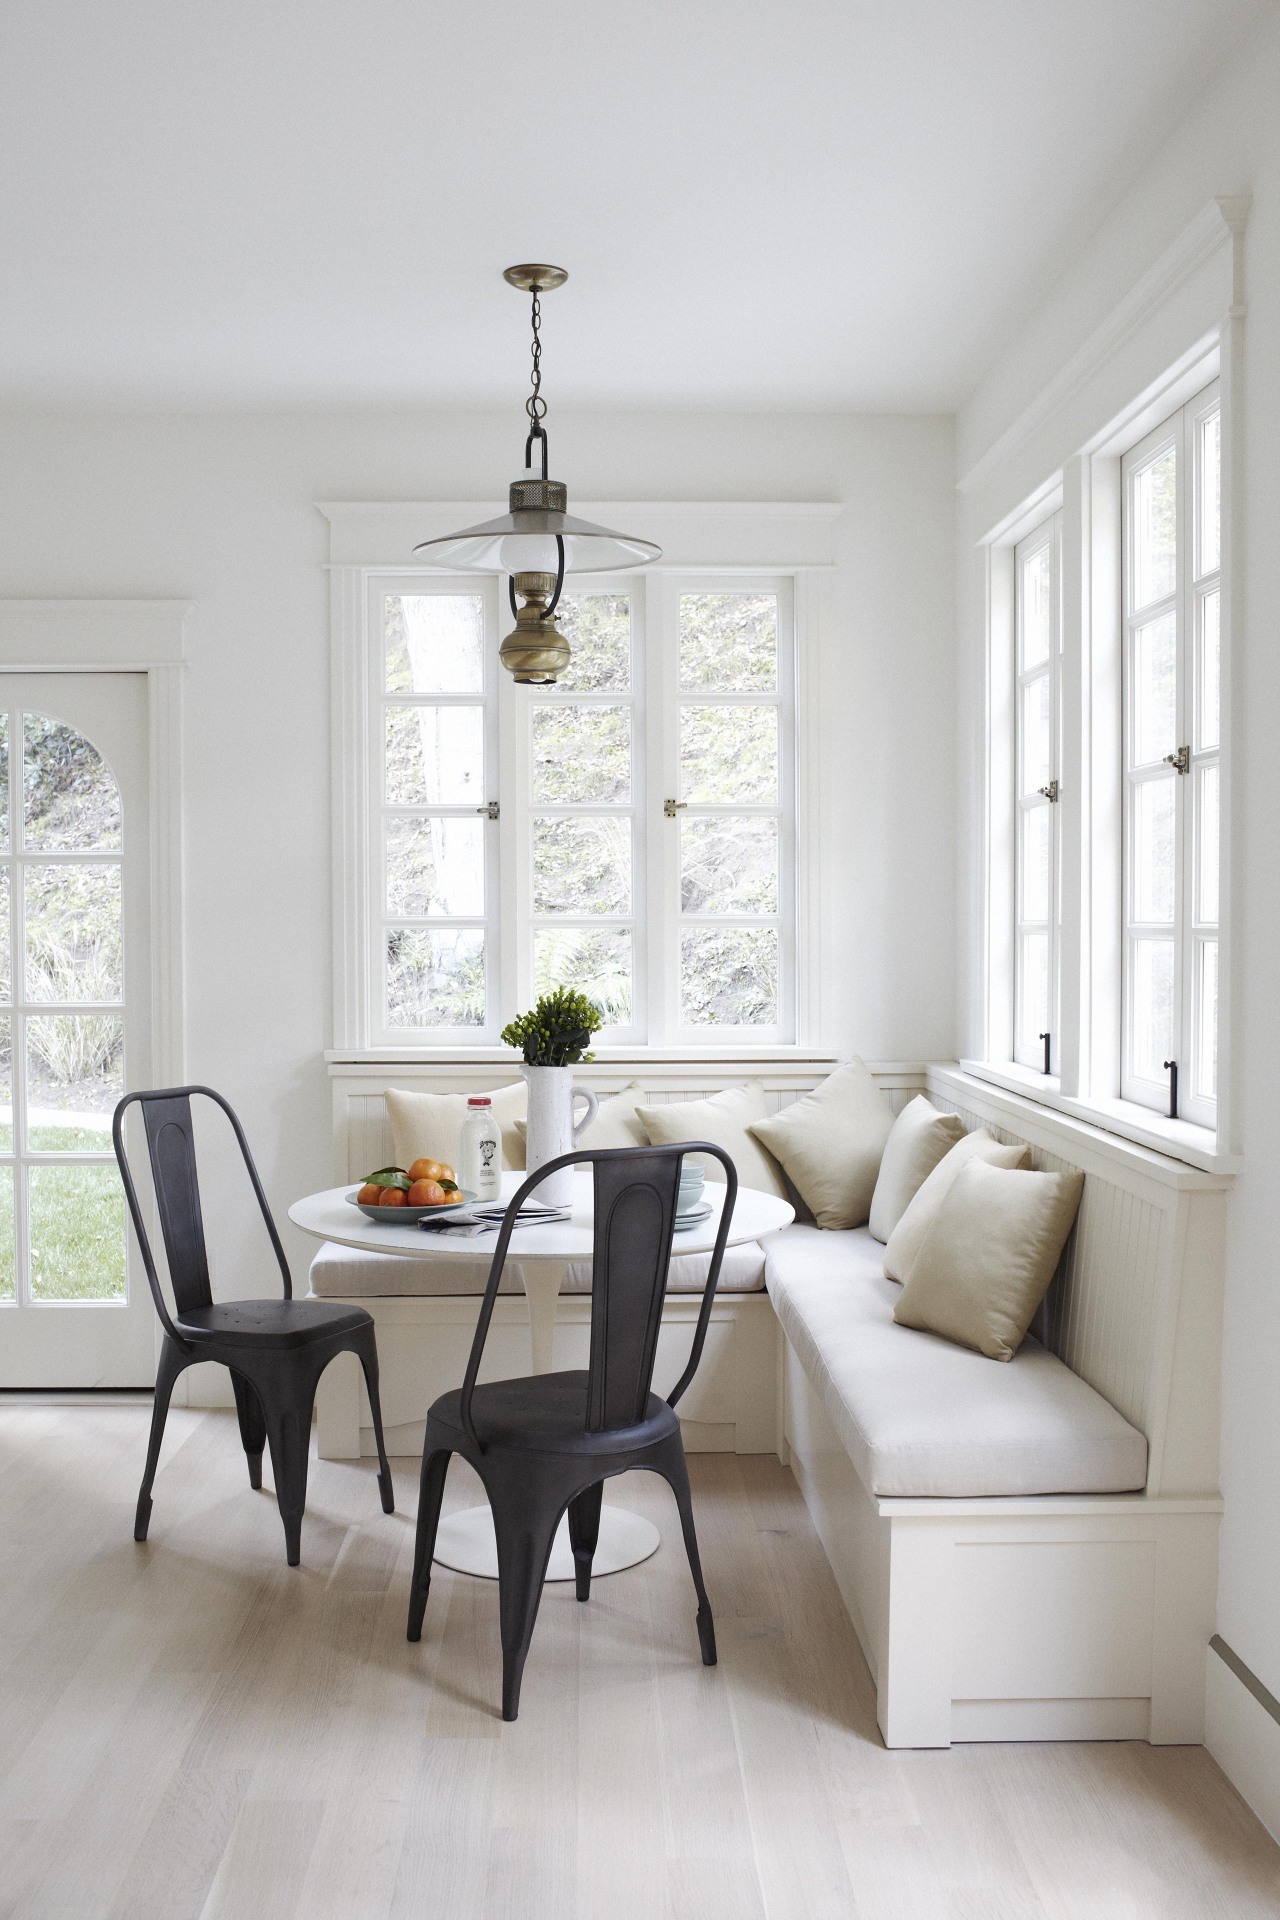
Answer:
522, 1065, 599, 1209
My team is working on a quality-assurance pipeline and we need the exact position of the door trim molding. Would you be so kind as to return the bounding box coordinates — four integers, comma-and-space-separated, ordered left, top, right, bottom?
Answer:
0, 601, 189, 1085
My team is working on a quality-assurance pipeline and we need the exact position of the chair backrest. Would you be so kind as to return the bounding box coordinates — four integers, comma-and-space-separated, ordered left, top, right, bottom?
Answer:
459, 1143, 738, 1452
112, 1085, 292, 1340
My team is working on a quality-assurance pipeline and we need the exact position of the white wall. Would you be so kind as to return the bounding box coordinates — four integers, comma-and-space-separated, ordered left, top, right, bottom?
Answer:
0, 405, 954, 1292
955, 8, 1280, 1826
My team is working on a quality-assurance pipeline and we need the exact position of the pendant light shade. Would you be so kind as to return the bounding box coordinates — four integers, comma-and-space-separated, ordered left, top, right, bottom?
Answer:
414, 265, 660, 682
413, 485, 660, 574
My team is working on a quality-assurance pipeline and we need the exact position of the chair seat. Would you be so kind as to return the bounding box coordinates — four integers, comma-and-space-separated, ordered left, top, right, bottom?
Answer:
175, 1298, 372, 1349
429, 1368, 680, 1456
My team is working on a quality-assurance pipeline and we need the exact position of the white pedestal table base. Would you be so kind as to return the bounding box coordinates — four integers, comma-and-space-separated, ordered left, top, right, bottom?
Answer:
433, 1504, 661, 1581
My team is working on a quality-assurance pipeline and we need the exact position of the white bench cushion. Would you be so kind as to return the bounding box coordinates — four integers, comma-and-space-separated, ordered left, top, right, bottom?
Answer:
308, 1240, 765, 1299
765, 1224, 1147, 1498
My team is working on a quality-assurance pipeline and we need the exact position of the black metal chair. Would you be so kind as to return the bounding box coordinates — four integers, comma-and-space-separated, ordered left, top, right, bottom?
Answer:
113, 1085, 395, 1565
406, 1141, 737, 1720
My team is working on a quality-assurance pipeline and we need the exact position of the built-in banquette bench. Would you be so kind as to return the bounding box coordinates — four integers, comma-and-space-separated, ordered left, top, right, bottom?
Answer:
315, 1057, 1228, 1749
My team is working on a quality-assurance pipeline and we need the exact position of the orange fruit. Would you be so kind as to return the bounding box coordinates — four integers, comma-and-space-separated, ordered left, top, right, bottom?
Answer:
379, 1187, 407, 1207
357, 1183, 381, 1205
408, 1158, 443, 1182
408, 1178, 447, 1206
436, 1163, 455, 1184
444, 1189, 465, 1205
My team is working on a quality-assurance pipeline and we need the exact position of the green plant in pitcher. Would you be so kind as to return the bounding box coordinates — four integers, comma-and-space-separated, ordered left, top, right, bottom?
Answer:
501, 988, 603, 1067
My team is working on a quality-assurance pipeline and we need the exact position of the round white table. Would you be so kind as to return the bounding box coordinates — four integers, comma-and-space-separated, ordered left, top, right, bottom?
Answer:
288, 1170, 793, 1581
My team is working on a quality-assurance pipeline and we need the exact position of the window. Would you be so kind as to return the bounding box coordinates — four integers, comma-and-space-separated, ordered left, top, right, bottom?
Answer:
366, 572, 796, 1046
1121, 382, 1220, 1124
1013, 514, 1061, 1072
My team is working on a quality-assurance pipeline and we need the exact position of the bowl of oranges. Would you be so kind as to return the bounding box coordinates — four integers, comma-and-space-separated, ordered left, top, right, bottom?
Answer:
348, 1160, 475, 1224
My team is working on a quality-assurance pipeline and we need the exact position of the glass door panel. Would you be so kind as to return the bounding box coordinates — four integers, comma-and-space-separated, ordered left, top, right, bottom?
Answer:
0, 673, 151, 1386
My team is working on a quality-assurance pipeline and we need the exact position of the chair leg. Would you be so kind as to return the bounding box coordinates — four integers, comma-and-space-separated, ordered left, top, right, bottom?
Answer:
355, 1335, 395, 1514
135, 1338, 187, 1542
567, 1480, 604, 1602
490, 1484, 564, 1722
659, 1442, 717, 1666
229, 1370, 267, 1490
406, 1446, 452, 1642
259, 1371, 318, 1567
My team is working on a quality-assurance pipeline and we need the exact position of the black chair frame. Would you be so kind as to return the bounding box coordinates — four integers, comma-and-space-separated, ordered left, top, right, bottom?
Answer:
407, 1141, 738, 1719
113, 1084, 394, 1564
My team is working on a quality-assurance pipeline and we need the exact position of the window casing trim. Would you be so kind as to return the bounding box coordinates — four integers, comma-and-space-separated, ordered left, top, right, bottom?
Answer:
327, 506, 831, 1055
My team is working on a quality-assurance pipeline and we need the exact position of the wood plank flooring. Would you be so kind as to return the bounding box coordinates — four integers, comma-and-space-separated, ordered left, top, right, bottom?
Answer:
1, 1403, 1277, 1919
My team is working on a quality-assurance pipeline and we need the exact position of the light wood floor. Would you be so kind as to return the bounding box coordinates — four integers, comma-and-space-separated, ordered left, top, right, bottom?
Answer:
1, 1405, 1278, 1919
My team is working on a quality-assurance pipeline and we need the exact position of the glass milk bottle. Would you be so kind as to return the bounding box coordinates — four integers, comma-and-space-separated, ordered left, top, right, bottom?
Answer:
459, 1095, 501, 1201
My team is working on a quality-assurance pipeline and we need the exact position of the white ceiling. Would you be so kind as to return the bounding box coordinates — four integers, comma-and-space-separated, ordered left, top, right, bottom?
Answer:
0, 0, 1267, 413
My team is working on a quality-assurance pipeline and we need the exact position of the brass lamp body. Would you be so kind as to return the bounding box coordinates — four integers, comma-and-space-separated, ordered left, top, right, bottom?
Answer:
499, 572, 572, 684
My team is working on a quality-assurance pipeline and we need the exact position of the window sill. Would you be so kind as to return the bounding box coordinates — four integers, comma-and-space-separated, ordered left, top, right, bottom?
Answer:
957, 1060, 1239, 1174
325, 1045, 857, 1068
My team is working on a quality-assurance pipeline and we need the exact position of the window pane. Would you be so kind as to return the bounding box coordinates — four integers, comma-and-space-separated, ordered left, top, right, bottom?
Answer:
1020, 675, 1051, 795
681, 817, 778, 914
679, 593, 778, 692
680, 926, 777, 1027
534, 927, 632, 1026
0, 1166, 12, 1301
1018, 931, 1048, 1056
385, 817, 484, 917
1020, 544, 1052, 669
1198, 412, 1220, 578
1132, 613, 1176, 765
0, 714, 8, 853
385, 595, 484, 694
1131, 939, 1174, 1083
1195, 938, 1218, 1102
0, 1015, 10, 1151
385, 706, 484, 805
23, 715, 121, 852
554, 595, 630, 693
386, 928, 485, 1028
0, 870, 9, 1002
532, 706, 631, 804
680, 707, 778, 804
1019, 804, 1050, 925
28, 1165, 125, 1302
1132, 445, 1177, 610
533, 817, 631, 915
1197, 764, 1219, 925
25, 1014, 123, 1151
25, 865, 123, 1003
1133, 777, 1176, 924
1198, 589, 1220, 752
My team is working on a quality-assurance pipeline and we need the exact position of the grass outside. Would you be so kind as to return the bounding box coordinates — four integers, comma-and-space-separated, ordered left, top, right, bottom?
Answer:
0, 1129, 125, 1301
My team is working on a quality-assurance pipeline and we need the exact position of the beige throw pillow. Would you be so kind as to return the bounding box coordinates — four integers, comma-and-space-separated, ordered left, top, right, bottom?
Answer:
385, 1083, 527, 1176
893, 1159, 1085, 1361
516, 1082, 649, 1156
883, 1128, 1031, 1283
637, 1082, 789, 1199
747, 1058, 894, 1230
867, 1096, 966, 1243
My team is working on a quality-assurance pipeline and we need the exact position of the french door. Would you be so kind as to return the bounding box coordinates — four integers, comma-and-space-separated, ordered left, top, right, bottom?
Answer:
0, 673, 153, 1386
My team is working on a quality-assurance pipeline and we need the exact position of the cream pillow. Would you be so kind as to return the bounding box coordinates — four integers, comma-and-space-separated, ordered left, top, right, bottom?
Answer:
516, 1082, 649, 1155
385, 1083, 527, 1176
637, 1082, 789, 1199
893, 1159, 1085, 1361
747, 1058, 894, 1230
883, 1128, 1031, 1283
867, 1096, 966, 1243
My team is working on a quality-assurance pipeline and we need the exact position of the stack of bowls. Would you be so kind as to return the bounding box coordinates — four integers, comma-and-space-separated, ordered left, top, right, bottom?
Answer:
676, 1163, 706, 1218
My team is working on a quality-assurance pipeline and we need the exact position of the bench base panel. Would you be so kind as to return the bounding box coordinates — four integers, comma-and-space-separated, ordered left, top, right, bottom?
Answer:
314, 1291, 781, 1460
783, 1343, 1221, 1749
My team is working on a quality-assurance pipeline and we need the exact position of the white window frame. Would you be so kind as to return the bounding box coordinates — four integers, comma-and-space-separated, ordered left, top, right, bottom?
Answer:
1120, 381, 1220, 1126
1013, 513, 1062, 1074
344, 560, 800, 1051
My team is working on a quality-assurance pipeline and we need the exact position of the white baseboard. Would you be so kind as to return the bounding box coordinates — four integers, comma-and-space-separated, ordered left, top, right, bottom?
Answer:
1206, 1639, 1280, 1843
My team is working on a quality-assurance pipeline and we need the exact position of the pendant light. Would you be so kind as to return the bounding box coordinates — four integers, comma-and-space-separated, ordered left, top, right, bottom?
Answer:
413, 265, 661, 683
